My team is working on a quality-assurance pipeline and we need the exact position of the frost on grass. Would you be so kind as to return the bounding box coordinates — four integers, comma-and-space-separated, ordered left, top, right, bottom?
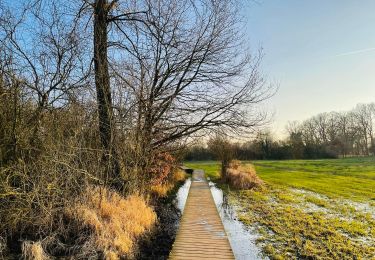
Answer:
292, 188, 375, 219
233, 186, 375, 259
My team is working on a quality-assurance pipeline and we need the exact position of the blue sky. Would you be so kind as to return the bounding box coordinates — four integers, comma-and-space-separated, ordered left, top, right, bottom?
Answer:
242, 0, 375, 137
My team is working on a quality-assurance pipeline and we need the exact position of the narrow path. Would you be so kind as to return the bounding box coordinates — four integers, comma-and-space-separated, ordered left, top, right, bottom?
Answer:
169, 170, 235, 260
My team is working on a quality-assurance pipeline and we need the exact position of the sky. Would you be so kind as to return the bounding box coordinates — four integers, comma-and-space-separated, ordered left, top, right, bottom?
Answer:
242, 0, 375, 138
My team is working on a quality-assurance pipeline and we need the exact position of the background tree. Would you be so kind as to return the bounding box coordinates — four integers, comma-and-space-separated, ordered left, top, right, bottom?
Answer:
208, 134, 235, 180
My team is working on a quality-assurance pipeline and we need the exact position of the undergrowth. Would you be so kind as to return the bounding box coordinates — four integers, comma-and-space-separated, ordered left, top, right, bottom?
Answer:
68, 187, 157, 260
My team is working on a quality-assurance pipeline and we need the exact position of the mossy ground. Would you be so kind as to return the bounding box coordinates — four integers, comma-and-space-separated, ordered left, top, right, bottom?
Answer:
185, 158, 375, 259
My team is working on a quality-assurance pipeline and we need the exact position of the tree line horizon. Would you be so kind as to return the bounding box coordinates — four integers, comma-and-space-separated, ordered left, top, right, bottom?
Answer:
185, 102, 375, 161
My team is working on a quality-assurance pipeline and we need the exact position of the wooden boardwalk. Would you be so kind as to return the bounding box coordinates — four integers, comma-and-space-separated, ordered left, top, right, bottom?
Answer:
169, 170, 234, 260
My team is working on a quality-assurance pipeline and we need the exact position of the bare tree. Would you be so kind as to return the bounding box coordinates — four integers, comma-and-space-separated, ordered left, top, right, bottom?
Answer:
353, 104, 374, 155
105, 0, 273, 175
0, 0, 89, 157
208, 134, 235, 180
289, 103, 375, 157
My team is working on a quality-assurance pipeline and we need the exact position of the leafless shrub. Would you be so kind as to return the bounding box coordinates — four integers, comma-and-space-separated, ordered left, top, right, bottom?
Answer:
208, 134, 236, 179
0, 99, 106, 257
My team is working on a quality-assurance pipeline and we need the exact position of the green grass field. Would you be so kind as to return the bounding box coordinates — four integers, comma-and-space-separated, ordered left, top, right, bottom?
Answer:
254, 157, 375, 201
185, 158, 375, 259
185, 161, 221, 180
186, 157, 375, 201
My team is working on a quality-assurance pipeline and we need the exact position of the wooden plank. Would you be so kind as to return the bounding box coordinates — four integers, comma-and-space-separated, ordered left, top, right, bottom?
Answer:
169, 170, 234, 260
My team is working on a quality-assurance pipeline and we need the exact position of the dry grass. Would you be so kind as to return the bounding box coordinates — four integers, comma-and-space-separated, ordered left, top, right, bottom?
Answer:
150, 170, 186, 198
150, 183, 173, 198
0, 236, 6, 257
229, 160, 241, 170
68, 187, 156, 259
172, 169, 186, 183
0, 88, 177, 258
21, 241, 50, 260
226, 162, 263, 189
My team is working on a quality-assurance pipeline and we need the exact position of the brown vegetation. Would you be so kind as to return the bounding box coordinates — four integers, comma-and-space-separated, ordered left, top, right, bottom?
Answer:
21, 241, 50, 260
150, 170, 186, 198
68, 187, 156, 259
226, 161, 263, 189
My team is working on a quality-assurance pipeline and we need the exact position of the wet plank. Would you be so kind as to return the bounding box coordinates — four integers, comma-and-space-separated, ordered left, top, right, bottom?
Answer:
169, 170, 234, 260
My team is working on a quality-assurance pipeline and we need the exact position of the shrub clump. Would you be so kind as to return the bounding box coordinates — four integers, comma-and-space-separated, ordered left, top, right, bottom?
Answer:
68, 187, 157, 259
226, 161, 263, 189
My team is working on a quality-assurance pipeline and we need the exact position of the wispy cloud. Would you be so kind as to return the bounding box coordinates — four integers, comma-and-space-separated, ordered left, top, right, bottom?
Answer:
335, 47, 375, 57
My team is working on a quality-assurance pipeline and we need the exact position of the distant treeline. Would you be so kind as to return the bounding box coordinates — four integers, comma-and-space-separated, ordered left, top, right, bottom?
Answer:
184, 139, 339, 161
185, 103, 375, 160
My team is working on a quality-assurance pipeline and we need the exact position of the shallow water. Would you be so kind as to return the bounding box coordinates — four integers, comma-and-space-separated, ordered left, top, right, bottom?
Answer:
209, 181, 264, 260
174, 178, 191, 213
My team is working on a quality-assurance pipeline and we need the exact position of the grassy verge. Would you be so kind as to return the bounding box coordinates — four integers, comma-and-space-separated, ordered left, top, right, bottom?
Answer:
185, 158, 375, 259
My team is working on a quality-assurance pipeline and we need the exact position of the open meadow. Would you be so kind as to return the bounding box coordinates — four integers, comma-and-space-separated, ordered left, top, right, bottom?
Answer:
185, 158, 375, 259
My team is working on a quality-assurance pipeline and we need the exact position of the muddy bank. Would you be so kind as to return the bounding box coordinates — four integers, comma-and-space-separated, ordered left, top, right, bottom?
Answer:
137, 179, 191, 259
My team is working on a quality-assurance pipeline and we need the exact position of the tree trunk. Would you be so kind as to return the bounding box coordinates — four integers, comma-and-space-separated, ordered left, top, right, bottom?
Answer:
94, 0, 119, 183
11, 80, 18, 160
94, 0, 112, 151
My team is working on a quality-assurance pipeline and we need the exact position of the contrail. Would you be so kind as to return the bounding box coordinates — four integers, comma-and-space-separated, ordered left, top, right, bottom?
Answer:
335, 47, 375, 57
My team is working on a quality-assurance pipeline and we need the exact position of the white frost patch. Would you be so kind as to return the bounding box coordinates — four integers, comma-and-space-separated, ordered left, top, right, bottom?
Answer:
347, 200, 375, 219
291, 188, 329, 200
302, 202, 331, 214
291, 188, 375, 219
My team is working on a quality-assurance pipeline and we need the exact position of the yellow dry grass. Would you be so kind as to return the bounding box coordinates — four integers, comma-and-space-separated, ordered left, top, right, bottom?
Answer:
150, 170, 186, 198
229, 160, 241, 170
150, 183, 173, 197
69, 187, 156, 259
226, 162, 263, 190
21, 241, 50, 260
172, 169, 186, 183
